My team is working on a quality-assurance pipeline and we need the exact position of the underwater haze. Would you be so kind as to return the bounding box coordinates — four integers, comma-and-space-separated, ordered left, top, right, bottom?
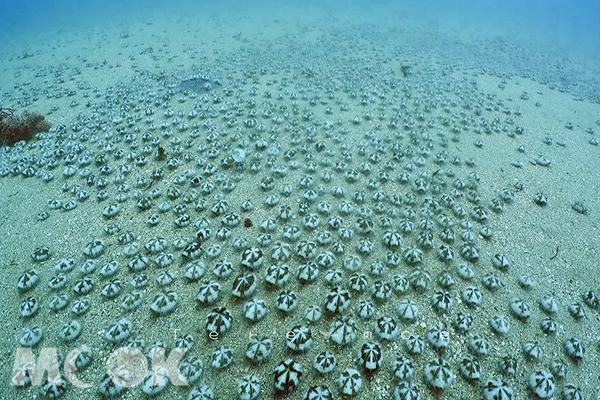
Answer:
1, 0, 600, 400
1, 0, 600, 56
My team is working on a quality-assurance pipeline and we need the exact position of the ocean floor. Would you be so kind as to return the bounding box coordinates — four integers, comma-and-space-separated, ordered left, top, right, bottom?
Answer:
1, 5, 600, 400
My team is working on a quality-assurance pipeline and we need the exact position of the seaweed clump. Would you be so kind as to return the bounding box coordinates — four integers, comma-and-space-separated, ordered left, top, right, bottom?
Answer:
0, 108, 51, 146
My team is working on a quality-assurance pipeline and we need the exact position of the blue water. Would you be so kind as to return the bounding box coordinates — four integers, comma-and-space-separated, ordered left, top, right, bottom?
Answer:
1, 0, 598, 62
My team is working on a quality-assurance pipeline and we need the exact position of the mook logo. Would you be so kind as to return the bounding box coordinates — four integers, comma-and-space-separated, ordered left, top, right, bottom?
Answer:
11, 346, 189, 392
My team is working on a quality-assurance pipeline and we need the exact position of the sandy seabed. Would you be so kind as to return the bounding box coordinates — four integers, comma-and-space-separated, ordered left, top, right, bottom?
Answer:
1, 4, 600, 400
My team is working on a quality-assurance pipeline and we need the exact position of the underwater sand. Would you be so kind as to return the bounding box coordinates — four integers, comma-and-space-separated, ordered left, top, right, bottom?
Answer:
1, 4, 600, 400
